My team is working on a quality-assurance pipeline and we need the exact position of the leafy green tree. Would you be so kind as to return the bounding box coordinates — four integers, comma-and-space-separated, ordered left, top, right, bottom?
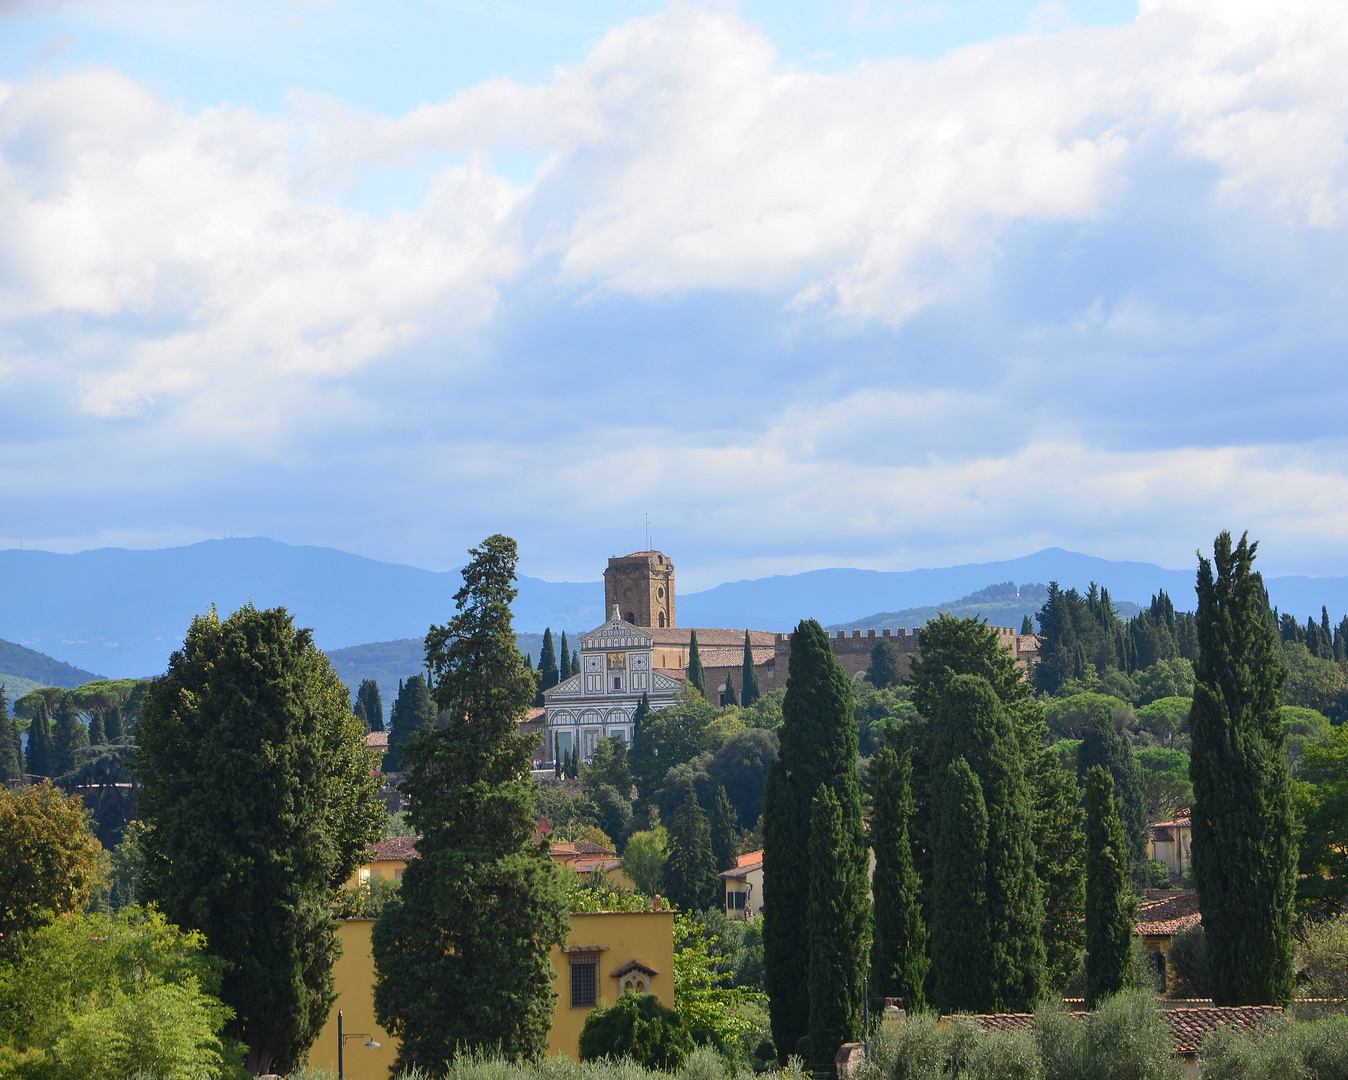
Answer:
1190, 531, 1297, 1006
707, 727, 778, 829
722, 670, 738, 707
1079, 714, 1148, 872
868, 747, 927, 1010
384, 674, 437, 771
1135, 747, 1193, 820
0, 685, 24, 783
711, 784, 739, 872
665, 782, 717, 911
583, 734, 634, 799
741, 631, 761, 708
629, 686, 715, 799
560, 632, 572, 680
51, 695, 89, 778
687, 630, 707, 697
373, 535, 570, 1068
622, 827, 668, 897
1084, 766, 1136, 1009
1295, 722, 1348, 917
930, 757, 991, 1012
536, 628, 560, 706
807, 785, 868, 1062
25, 699, 55, 778
928, 674, 1044, 1011
358, 678, 385, 733
580, 991, 692, 1069
866, 638, 903, 690
1135, 696, 1190, 748
0, 781, 103, 948
136, 603, 386, 1074
763, 619, 867, 1063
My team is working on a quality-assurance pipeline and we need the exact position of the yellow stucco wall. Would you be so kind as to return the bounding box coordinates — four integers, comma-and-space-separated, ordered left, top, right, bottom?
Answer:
322, 909, 675, 1076
345, 858, 409, 889
312, 920, 399, 1080
547, 910, 675, 1061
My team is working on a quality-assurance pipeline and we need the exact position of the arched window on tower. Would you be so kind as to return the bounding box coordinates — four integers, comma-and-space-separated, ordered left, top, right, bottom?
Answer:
625, 612, 635, 624
658, 612, 666, 627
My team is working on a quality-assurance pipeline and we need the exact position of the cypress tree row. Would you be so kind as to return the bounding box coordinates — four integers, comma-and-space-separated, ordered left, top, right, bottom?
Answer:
928, 674, 1044, 1011
868, 747, 927, 1010
1190, 531, 1297, 1006
373, 535, 569, 1067
25, 701, 55, 778
710, 784, 740, 872
384, 675, 437, 771
52, 696, 88, 777
560, 632, 571, 680
686, 631, 707, 698
536, 628, 560, 705
1084, 765, 1136, 1009
665, 782, 716, 911
740, 631, 761, 708
358, 679, 384, 733
763, 620, 868, 1063
807, 785, 869, 1063
931, 757, 991, 1013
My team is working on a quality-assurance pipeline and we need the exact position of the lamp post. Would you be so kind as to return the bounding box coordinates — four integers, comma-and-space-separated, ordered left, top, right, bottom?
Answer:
336, 1009, 380, 1080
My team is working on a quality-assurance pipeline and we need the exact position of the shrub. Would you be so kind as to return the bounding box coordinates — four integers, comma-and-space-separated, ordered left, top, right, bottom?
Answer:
579, 993, 693, 1070
1164, 927, 1209, 999
1199, 1014, 1348, 1080
1036, 990, 1180, 1080
1298, 914, 1348, 999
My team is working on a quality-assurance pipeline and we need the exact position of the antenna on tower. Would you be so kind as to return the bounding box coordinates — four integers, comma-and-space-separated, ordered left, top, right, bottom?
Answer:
645, 514, 652, 551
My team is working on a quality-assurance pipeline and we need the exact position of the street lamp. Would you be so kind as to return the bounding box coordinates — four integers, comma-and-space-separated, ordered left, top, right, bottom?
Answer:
337, 1009, 380, 1080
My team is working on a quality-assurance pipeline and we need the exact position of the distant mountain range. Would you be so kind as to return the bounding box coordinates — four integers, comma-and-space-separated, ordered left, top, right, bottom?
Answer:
825, 581, 1139, 632
0, 638, 104, 703
4, 538, 1348, 679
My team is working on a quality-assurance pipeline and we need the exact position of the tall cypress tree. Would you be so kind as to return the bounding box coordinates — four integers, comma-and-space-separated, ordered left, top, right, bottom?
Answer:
559, 632, 571, 680
665, 782, 716, 911
807, 785, 869, 1062
52, 696, 89, 777
136, 603, 386, 1074
104, 704, 123, 742
928, 674, 1044, 1011
869, 747, 927, 1010
866, 639, 902, 690
373, 535, 569, 1068
536, 629, 559, 706
687, 631, 707, 698
353, 699, 370, 731
1079, 715, 1148, 873
358, 679, 384, 733
741, 631, 761, 708
763, 620, 868, 1062
931, 756, 991, 1013
0, 685, 23, 783
722, 671, 738, 708
1084, 765, 1136, 1009
1190, 531, 1297, 1006
710, 784, 739, 872
384, 675, 437, 771
87, 709, 106, 745
1034, 753, 1086, 991
1020, 615, 1035, 635
26, 700, 55, 778
571, 650, 579, 677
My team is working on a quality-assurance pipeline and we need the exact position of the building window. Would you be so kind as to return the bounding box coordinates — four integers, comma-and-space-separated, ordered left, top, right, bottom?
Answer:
571, 959, 598, 1007
622, 976, 647, 994
657, 587, 664, 598
613, 677, 622, 690
658, 612, 666, 626
728, 890, 746, 910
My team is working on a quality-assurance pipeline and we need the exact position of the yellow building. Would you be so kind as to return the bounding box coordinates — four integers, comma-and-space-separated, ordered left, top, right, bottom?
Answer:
314, 909, 675, 1078
1148, 810, 1192, 880
717, 850, 763, 920
346, 836, 417, 889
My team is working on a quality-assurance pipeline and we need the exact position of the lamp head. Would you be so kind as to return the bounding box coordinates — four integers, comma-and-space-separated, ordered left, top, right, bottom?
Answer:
365, 1040, 381, 1050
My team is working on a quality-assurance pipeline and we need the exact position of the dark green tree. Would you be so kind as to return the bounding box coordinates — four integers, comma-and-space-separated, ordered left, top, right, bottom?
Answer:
740, 631, 761, 708
384, 674, 437, 771
927, 674, 1044, 1011
1033, 753, 1086, 991
930, 756, 991, 1012
1190, 531, 1297, 1006
710, 784, 739, 872
536, 628, 560, 705
104, 704, 123, 742
868, 747, 927, 1010
358, 679, 384, 733
866, 638, 902, 690
1084, 766, 1136, 1009
583, 734, 634, 799
0, 686, 23, 783
560, 632, 572, 680
763, 620, 868, 1063
572, 650, 579, 676
1078, 715, 1148, 874
627, 693, 653, 790
686, 631, 707, 698
579, 991, 692, 1069
52, 696, 88, 777
373, 535, 569, 1067
665, 782, 716, 911
807, 785, 868, 1062
722, 671, 738, 708
353, 698, 370, 730
87, 708, 106, 745
25, 701, 54, 778
136, 603, 386, 1075
1020, 615, 1035, 635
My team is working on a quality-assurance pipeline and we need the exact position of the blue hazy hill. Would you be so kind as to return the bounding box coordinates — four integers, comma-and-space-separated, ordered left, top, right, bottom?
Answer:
3, 538, 1347, 679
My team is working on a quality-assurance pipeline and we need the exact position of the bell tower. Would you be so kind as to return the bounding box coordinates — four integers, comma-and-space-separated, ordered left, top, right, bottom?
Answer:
603, 551, 675, 628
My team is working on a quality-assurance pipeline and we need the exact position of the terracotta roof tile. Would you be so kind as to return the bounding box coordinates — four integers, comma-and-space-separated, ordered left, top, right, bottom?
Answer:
973, 1005, 1286, 1054
1136, 891, 1201, 937
368, 836, 419, 862
365, 731, 389, 749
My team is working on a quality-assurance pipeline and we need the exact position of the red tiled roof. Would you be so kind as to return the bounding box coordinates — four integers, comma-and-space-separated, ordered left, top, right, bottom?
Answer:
649, 628, 779, 647
738, 850, 763, 867
1149, 826, 1175, 842
574, 856, 623, 874
368, 836, 419, 862
655, 668, 688, 680
521, 707, 546, 724
1136, 891, 1201, 938
974, 1005, 1286, 1054
366, 731, 389, 749
720, 853, 763, 879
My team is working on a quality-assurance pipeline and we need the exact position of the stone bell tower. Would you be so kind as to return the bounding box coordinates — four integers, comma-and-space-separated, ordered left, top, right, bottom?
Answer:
603, 551, 675, 628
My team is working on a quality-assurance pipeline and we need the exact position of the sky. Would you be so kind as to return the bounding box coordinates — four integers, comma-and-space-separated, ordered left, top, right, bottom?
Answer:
2, 0, 1348, 590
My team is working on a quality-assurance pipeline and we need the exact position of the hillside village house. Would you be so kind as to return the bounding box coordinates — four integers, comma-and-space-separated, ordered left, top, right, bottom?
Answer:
718, 850, 764, 920
1148, 809, 1193, 880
